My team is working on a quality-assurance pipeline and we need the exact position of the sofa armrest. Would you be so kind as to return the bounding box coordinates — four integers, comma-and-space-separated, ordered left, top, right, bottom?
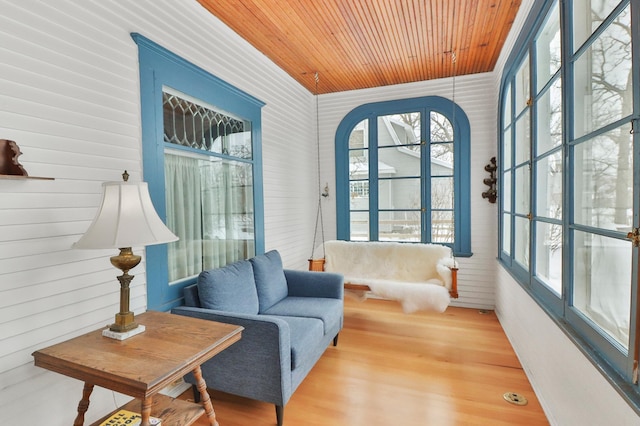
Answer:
284, 269, 344, 299
171, 306, 293, 405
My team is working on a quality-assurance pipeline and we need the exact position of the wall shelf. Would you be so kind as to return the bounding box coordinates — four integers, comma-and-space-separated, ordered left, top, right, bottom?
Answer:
0, 139, 54, 180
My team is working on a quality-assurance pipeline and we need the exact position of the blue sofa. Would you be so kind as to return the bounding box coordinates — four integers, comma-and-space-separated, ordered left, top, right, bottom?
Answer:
171, 250, 344, 426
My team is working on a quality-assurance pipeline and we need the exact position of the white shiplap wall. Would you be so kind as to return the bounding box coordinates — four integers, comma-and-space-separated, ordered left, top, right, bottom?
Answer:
317, 73, 499, 310
0, 0, 318, 424
493, 0, 640, 424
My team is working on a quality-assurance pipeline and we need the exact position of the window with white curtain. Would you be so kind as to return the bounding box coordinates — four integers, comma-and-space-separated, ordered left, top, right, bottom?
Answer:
132, 33, 265, 311
162, 90, 255, 283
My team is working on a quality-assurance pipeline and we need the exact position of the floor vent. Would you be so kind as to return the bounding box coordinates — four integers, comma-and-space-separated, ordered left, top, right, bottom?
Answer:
503, 392, 528, 406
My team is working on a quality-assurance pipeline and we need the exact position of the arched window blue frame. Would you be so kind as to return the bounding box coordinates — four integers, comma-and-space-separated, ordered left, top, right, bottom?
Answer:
132, 34, 265, 311
335, 96, 472, 257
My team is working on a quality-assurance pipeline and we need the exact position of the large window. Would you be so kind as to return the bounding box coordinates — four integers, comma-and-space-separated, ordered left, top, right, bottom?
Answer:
500, 0, 640, 405
335, 96, 471, 256
133, 34, 265, 311
163, 90, 256, 282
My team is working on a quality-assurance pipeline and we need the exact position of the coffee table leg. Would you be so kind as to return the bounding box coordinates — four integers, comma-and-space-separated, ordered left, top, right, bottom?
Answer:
73, 382, 94, 426
193, 365, 219, 426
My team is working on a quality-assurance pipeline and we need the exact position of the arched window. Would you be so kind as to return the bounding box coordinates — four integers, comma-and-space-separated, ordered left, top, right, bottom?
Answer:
335, 96, 471, 256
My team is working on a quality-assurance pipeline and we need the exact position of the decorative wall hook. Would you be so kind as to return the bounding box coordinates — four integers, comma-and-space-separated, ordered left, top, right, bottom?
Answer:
482, 156, 497, 203
322, 183, 329, 198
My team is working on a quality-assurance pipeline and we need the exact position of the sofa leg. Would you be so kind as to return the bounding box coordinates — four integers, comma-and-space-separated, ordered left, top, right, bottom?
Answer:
275, 404, 284, 426
333, 333, 339, 346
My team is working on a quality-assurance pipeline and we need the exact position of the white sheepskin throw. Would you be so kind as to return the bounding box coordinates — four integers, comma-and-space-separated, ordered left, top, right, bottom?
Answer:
324, 240, 455, 313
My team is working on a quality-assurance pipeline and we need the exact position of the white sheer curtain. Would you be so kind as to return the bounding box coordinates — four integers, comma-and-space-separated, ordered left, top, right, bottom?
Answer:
166, 154, 202, 281
165, 152, 254, 283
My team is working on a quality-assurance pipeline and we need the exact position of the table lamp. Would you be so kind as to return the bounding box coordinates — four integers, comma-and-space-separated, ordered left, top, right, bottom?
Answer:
74, 171, 178, 339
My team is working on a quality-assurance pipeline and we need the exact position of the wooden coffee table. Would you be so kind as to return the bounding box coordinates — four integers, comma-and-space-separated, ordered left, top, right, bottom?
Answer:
32, 311, 243, 426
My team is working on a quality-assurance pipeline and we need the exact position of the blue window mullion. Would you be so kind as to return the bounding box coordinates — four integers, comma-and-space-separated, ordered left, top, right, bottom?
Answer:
563, 0, 576, 312
422, 107, 431, 242
369, 117, 379, 241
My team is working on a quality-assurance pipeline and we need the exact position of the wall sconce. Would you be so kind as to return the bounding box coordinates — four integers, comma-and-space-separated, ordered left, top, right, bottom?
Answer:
482, 157, 497, 203
73, 171, 178, 340
322, 183, 329, 198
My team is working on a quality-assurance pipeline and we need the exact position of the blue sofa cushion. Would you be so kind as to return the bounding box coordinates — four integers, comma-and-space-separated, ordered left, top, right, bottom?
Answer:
250, 250, 289, 312
269, 315, 323, 370
263, 297, 343, 335
197, 260, 259, 315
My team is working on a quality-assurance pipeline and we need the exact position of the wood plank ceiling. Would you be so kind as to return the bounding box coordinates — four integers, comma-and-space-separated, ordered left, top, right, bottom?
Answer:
197, 0, 522, 94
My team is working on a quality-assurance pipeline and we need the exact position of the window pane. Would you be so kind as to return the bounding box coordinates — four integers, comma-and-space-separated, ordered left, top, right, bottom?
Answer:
515, 216, 530, 269
379, 146, 420, 176
573, 5, 631, 139
515, 55, 530, 115
165, 153, 254, 282
163, 91, 251, 159
503, 214, 512, 255
350, 181, 369, 212
574, 127, 633, 229
379, 178, 420, 210
350, 211, 369, 241
378, 113, 421, 147
515, 111, 531, 164
536, 151, 562, 220
431, 142, 453, 176
536, 1, 561, 92
432, 210, 454, 243
535, 221, 562, 296
503, 170, 512, 213
432, 177, 454, 210
515, 166, 530, 215
349, 120, 368, 149
430, 112, 453, 142
503, 127, 512, 170
573, 0, 621, 52
379, 211, 420, 242
349, 181, 369, 201
349, 149, 369, 180
573, 230, 631, 348
503, 83, 512, 129
536, 77, 562, 155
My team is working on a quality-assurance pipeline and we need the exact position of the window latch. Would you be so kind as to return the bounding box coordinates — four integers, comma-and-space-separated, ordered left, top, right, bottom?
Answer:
626, 228, 640, 247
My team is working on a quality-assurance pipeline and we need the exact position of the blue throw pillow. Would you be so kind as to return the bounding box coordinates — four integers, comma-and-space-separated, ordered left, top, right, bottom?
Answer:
250, 250, 288, 312
197, 260, 259, 315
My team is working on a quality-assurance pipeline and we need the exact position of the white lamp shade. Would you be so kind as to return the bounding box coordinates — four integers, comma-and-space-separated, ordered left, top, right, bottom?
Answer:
74, 181, 178, 249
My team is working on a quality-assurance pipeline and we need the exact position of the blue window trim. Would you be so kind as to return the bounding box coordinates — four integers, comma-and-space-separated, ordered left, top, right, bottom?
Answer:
335, 96, 472, 257
498, 0, 640, 414
131, 33, 265, 311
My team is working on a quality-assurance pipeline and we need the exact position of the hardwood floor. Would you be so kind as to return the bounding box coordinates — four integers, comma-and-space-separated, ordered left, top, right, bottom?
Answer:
188, 297, 549, 426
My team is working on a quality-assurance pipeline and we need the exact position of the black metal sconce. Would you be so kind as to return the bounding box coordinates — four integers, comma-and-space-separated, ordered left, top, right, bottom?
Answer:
482, 157, 497, 203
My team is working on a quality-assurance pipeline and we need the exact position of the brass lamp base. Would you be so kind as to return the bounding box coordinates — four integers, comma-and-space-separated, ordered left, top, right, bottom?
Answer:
103, 247, 144, 339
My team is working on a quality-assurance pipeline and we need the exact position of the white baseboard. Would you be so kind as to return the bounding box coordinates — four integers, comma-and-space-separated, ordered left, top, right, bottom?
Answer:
159, 377, 192, 398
